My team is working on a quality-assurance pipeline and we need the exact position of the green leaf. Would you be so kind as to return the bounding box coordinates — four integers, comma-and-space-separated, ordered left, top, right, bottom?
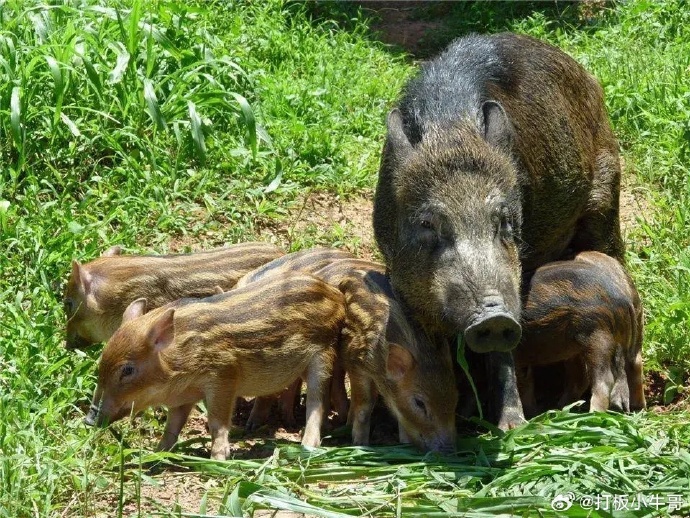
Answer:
264, 169, 283, 194
456, 335, 483, 420
68, 221, 84, 235
143, 79, 165, 130
188, 101, 206, 163
230, 92, 257, 159
108, 42, 130, 84
10, 86, 21, 146
45, 56, 63, 93
60, 113, 81, 137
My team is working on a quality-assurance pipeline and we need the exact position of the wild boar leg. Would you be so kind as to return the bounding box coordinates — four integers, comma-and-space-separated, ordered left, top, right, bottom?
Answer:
347, 370, 375, 445
301, 351, 333, 447
516, 365, 539, 418
158, 403, 195, 451
207, 383, 238, 460
487, 351, 526, 430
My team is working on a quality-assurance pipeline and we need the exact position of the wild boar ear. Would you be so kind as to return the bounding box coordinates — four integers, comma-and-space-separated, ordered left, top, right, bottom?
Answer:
101, 245, 123, 257
147, 308, 175, 352
213, 285, 224, 295
386, 109, 413, 162
72, 260, 93, 292
386, 343, 415, 381
122, 298, 147, 322
481, 100, 513, 151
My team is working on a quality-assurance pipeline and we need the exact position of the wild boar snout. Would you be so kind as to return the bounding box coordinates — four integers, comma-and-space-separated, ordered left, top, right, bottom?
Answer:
464, 311, 521, 353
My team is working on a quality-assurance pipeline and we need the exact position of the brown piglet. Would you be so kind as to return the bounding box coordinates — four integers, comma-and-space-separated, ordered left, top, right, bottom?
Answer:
324, 261, 458, 452
236, 247, 356, 429
64, 242, 283, 349
515, 251, 645, 416
86, 273, 345, 459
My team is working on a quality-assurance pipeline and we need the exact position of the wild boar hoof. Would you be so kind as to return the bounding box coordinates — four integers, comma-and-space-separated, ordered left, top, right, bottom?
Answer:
497, 409, 527, 431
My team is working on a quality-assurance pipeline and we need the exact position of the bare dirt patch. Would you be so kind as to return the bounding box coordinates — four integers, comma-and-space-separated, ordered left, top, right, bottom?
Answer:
360, 1, 442, 56
620, 158, 654, 237
257, 190, 380, 262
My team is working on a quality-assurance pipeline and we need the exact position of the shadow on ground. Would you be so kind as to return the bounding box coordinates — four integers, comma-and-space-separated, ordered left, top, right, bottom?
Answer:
294, 1, 614, 59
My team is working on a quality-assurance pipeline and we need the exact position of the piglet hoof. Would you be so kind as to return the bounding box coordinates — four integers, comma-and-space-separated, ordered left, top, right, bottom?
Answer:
244, 418, 261, 433
210, 442, 232, 461
300, 432, 321, 448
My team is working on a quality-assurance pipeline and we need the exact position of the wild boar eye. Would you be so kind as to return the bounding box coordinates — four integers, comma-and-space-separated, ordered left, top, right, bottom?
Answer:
500, 213, 513, 237
420, 219, 433, 230
493, 206, 513, 239
64, 298, 74, 314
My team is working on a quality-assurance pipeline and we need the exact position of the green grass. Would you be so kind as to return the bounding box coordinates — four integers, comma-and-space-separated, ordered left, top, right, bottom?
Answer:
1, 0, 689, 516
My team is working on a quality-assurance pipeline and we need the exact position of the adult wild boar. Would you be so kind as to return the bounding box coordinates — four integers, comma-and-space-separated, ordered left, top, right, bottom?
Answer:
373, 33, 624, 428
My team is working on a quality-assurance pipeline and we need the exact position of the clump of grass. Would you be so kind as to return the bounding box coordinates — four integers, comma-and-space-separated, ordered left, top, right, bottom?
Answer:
109, 410, 690, 516
0, 0, 256, 188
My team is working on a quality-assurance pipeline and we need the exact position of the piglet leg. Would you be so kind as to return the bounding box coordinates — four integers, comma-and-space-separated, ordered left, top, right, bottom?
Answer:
588, 331, 615, 412
516, 365, 539, 418
207, 383, 238, 460
558, 356, 590, 408
302, 351, 333, 447
627, 351, 646, 411
347, 369, 375, 445
329, 359, 349, 424
279, 379, 302, 428
246, 396, 274, 431
158, 403, 195, 452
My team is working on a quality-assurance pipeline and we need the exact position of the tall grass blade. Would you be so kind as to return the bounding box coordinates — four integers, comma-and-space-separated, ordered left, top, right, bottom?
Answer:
108, 42, 130, 84
457, 335, 483, 421
230, 92, 257, 159
188, 100, 206, 163
60, 113, 81, 137
9, 86, 21, 147
45, 56, 63, 94
143, 79, 165, 130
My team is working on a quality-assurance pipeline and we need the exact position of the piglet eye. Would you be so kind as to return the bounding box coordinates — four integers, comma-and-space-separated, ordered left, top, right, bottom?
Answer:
120, 365, 135, 379
413, 396, 428, 415
64, 299, 74, 313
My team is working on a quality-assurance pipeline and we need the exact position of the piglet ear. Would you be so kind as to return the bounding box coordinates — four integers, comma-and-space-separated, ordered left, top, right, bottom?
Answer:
122, 298, 147, 323
101, 245, 123, 257
72, 260, 93, 293
386, 343, 415, 381
213, 285, 224, 295
481, 100, 513, 152
147, 308, 175, 352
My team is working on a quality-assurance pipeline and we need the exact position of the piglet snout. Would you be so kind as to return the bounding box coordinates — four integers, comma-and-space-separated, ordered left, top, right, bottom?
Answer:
84, 403, 99, 427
